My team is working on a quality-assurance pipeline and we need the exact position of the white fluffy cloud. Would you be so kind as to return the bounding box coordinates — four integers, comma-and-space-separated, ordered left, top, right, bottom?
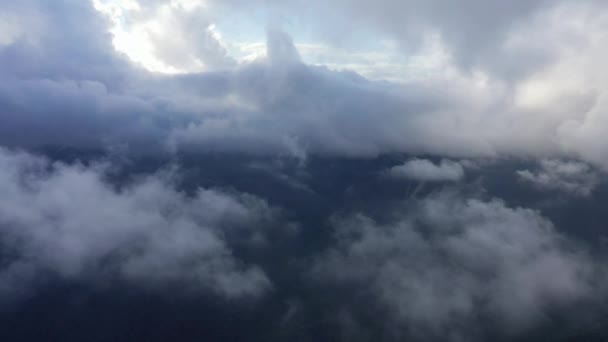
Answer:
312, 192, 599, 340
0, 148, 274, 301
94, 0, 235, 73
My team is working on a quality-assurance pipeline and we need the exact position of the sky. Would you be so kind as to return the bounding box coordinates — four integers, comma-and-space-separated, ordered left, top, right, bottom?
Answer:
1, 1, 608, 341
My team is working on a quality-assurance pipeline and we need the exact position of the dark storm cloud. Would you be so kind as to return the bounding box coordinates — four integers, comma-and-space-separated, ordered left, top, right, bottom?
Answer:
0, 148, 277, 302
0, 0, 161, 151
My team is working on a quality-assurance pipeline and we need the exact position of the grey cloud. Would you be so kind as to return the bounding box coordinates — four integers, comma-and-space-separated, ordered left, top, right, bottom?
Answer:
0, 148, 274, 302
0, 78, 162, 151
388, 159, 464, 182
329, 0, 558, 77
0, 0, 129, 82
207, 0, 565, 77
165, 43, 492, 159
312, 192, 599, 340
157, 16, 608, 169
517, 159, 601, 197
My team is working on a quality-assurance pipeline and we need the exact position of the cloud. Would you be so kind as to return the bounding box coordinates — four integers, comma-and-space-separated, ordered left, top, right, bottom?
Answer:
3, 0, 608, 169
0, 0, 129, 81
388, 159, 464, 182
94, 0, 236, 73
204, 0, 565, 76
0, 148, 275, 302
3, 2, 608, 340
312, 192, 599, 340
266, 28, 302, 65
163, 6, 608, 170
517, 159, 601, 197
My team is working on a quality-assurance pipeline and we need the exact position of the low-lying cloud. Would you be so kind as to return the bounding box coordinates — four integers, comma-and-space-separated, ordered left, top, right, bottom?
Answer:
387, 159, 465, 182
313, 192, 600, 340
0, 148, 274, 302
517, 159, 601, 197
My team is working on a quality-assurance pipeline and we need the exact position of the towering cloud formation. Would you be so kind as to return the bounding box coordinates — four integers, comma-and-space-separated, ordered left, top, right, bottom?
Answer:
1, 0, 608, 168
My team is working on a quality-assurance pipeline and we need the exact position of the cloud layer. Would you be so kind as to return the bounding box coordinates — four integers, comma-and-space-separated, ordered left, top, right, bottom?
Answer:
1, 0, 608, 169
313, 192, 600, 340
517, 159, 600, 197
1, 2, 608, 340
0, 148, 274, 302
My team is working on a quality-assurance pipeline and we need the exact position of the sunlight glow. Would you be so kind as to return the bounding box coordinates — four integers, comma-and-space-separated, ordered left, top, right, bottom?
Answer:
92, 0, 209, 74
